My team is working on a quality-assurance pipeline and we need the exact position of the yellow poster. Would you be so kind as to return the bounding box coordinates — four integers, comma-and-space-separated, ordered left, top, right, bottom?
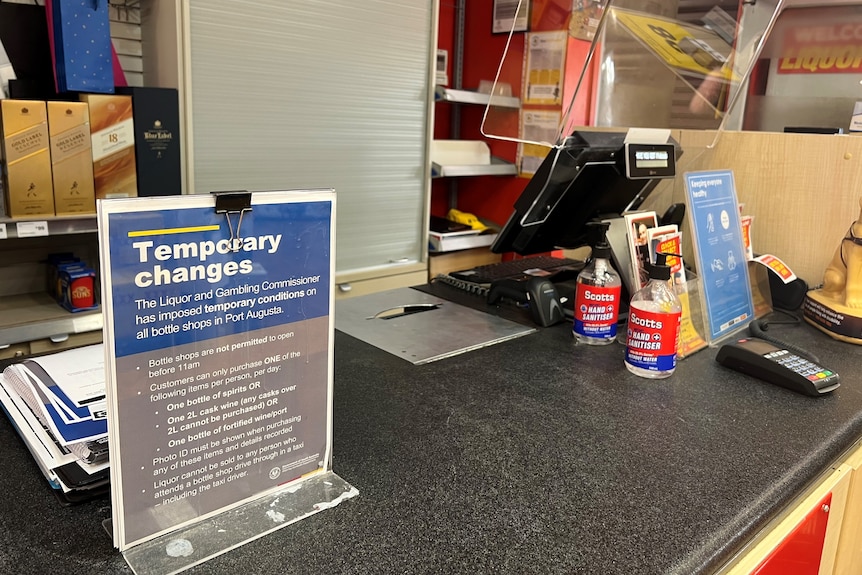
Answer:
612, 9, 735, 80
524, 30, 567, 105
676, 286, 708, 358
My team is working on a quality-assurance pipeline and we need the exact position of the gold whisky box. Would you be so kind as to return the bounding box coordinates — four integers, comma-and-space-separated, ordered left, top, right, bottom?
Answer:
0, 99, 55, 217
48, 101, 96, 215
80, 93, 137, 199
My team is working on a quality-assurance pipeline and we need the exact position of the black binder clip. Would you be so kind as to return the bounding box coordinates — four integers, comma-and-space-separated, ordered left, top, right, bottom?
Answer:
212, 191, 252, 251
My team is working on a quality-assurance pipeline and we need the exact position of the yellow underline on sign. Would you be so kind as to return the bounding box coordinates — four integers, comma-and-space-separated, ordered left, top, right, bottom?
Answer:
302, 468, 324, 479
128, 225, 220, 238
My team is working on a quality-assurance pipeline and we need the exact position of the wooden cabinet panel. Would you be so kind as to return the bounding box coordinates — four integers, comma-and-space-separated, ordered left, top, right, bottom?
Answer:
832, 443, 862, 575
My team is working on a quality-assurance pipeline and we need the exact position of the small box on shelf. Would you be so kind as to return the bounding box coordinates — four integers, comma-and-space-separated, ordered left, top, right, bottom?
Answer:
0, 99, 55, 218
57, 265, 98, 313
116, 87, 182, 196
47, 252, 99, 313
47, 101, 96, 215
428, 213, 499, 253
79, 93, 137, 199
429, 229, 498, 253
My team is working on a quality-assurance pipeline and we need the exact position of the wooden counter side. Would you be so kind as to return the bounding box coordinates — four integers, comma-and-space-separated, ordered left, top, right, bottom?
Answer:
640, 130, 862, 287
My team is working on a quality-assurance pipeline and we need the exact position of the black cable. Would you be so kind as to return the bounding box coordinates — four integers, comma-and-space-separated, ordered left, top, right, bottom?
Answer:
749, 319, 821, 364
761, 307, 801, 325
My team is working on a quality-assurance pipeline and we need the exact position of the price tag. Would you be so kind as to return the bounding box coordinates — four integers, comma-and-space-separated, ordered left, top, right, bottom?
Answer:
16, 221, 49, 238
0, 223, 7, 239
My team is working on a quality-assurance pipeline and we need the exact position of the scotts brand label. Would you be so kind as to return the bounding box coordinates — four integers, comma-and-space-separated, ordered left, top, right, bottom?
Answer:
625, 307, 682, 371
574, 285, 621, 339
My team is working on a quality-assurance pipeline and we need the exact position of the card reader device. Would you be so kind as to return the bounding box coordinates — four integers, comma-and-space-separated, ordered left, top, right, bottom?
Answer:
715, 338, 840, 397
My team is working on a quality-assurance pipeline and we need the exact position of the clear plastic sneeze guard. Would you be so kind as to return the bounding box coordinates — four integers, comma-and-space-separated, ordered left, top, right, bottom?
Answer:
480, 0, 792, 151
480, 0, 862, 347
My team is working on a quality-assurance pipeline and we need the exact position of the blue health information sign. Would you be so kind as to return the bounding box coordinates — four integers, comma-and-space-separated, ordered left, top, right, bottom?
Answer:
684, 170, 754, 341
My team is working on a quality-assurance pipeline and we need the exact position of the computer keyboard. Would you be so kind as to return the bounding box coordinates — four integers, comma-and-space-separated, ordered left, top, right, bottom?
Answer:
449, 255, 584, 284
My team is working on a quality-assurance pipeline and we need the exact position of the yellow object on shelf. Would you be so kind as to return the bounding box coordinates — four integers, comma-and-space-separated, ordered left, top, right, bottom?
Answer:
447, 208, 488, 231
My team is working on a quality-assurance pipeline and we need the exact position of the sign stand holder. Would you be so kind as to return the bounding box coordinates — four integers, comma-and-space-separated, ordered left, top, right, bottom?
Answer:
98, 190, 354, 575
683, 170, 756, 345
112, 471, 356, 575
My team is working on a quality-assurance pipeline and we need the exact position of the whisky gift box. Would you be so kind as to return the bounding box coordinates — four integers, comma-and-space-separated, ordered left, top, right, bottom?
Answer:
117, 87, 181, 196
0, 99, 55, 217
80, 93, 137, 199
47, 101, 96, 215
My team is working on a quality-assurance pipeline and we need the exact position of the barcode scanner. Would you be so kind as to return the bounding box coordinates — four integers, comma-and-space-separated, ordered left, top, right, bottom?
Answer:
487, 277, 565, 327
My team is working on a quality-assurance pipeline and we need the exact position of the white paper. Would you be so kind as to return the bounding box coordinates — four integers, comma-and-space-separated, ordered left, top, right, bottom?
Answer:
24, 344, 105, 407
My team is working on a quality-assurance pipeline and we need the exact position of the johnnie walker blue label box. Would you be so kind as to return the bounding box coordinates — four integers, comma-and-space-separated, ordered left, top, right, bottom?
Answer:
116, 86, 181, 196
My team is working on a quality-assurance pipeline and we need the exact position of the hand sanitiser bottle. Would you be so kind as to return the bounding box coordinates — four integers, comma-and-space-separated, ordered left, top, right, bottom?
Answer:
574, 222, 622, 345
625, 253, 682, 378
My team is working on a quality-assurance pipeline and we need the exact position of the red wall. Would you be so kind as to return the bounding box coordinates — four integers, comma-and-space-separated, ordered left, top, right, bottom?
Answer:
433, 1, 594, 231
433, 0, 528, 229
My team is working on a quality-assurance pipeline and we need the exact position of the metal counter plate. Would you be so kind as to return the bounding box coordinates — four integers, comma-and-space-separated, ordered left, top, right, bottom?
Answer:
335, 287, 535, 365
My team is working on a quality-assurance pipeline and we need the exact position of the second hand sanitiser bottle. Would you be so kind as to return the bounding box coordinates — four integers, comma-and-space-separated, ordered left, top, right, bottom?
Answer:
574, 222, 622, 345
625, 253, 682, 378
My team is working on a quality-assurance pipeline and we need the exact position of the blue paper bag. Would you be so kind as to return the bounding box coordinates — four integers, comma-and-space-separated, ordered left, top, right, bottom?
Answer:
50, 0, 113, 93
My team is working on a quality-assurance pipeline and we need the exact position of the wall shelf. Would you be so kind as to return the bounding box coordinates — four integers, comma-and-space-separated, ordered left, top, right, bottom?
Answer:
0, 215, 98, 240
434, 86, 520, 109
431, 156, 518, 178
0, 216, 101, 349
0, 292, 102, 348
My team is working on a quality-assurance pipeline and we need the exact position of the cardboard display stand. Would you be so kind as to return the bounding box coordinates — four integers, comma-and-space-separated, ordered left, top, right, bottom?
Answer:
98, 190, 356, 574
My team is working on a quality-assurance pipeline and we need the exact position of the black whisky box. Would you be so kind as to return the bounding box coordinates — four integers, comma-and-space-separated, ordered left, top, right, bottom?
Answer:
116, 87, 181, 196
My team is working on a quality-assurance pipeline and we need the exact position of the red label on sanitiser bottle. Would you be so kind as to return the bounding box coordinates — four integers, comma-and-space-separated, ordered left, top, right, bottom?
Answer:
574, 284, 621, 339
625, 306, 681, 371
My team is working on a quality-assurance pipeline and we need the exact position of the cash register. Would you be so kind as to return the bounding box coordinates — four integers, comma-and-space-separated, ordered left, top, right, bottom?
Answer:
445, 130, 680, 326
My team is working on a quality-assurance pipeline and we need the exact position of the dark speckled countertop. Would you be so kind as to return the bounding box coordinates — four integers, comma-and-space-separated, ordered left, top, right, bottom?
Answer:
1, 311, 861, 574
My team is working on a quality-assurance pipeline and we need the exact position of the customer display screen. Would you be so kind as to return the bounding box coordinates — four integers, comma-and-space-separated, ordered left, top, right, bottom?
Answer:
625, 143, 676, 179
635, 149, 669, 168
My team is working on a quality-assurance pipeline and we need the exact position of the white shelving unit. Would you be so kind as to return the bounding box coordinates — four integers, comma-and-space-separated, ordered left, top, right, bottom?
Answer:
434, 86, 519, 109
0, 215, 98, 239
0, 216, 102, 350
0, 292, 102, 347
432, 86, 520, 179
431, 156, 518, 178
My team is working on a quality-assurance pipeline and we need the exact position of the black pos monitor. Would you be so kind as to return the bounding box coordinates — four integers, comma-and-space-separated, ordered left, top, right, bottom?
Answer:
449, 131, 680, 327
491, 130, 679, 257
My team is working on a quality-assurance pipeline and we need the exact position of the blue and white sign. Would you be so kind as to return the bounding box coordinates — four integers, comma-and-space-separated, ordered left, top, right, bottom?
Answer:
98, 191, 338, 551
685, 171, 754, 341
